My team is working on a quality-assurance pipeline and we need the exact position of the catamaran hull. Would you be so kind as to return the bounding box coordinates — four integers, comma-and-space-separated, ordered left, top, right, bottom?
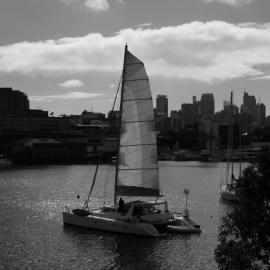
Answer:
166, 216, 201, 234
62, 212, 160, 237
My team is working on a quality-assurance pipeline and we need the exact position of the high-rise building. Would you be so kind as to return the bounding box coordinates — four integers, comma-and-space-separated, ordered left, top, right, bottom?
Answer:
243, 91, 256, 110
256, 103, 266, 126
200, 93, 215, 116
170, 110, 183, 133
156, 95, 168, 117
0, 87, 29, 116
241, 91, 257, 121
181, 103, 199, 126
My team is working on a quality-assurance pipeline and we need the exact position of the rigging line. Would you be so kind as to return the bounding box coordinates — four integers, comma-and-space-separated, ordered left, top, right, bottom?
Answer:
83, 148, 103, 209
111, 74, 122, 112
81, 161, 94, 195
103, 165, 112, 206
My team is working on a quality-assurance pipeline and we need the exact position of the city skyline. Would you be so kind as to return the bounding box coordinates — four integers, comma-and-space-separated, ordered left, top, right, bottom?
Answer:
2, 86, 267, 120
1, 0, 270, 115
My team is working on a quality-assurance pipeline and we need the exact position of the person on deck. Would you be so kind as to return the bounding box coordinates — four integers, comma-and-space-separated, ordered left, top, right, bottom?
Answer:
118, 197, 125, 213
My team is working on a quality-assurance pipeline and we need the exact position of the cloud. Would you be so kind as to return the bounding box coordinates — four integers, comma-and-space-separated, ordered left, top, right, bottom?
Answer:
58, 79, 84, 88
202, 0, 253, 6
60, 0, 109, 12
135, 23, 153, 29
1, 21, 270, 83
251, 74, 270, 80
29, 91, 104, 101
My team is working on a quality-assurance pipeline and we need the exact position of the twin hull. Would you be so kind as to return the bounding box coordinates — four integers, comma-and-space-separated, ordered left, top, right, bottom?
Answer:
63, 212, 161, 237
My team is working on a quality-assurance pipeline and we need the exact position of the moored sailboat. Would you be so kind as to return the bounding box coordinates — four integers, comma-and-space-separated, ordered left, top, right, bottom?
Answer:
220, 92, 243, 203
62, 45, 201, 236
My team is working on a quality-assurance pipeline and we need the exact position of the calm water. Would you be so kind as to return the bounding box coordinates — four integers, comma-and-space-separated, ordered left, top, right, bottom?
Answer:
0, 162, 242, 269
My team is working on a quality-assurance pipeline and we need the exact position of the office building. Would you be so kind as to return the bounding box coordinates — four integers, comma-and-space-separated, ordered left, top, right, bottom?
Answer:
156, 95, 168, 117
200, 93, 215, 117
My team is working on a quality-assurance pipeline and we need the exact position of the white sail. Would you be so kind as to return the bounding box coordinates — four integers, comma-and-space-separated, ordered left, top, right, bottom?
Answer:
116, 48, 160, 197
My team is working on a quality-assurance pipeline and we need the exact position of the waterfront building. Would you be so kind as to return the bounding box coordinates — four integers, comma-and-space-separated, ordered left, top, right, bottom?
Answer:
0, 87, 29, 117
0, 117, 72, 139
11, 137, 87, 164
80, 110, 106, 125
0, 87, 49, 118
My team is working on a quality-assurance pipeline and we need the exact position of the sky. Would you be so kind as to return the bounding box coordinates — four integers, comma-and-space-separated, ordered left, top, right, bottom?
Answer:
0, 0, 270, 116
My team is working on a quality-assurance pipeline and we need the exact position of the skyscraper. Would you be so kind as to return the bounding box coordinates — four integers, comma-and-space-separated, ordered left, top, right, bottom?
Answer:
156, 95, 168, 117
181, 103, 198, 125
256, 103, 266, 126
242, 91, 256, 121
243, 91, 256, 110
200, 93, 215, 116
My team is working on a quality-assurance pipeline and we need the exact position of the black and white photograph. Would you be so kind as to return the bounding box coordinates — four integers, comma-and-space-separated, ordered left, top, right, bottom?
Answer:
0, 0, 269, 269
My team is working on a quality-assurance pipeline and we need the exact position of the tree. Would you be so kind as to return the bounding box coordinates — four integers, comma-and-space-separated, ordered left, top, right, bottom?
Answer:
215, 149, 270, 270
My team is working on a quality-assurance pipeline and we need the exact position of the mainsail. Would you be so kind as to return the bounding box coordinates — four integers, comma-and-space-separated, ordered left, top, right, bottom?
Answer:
115, 46, 161, 197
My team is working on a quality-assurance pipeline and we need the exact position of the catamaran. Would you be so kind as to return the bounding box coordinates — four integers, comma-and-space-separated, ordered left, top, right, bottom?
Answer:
62, 45, 201, 236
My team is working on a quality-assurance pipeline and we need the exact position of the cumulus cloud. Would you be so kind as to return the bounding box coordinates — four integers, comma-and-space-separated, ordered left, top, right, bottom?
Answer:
29, 91, 104, 101
1, 21, 270, 83
202, 0, 253, 6
58, 79, 84, 88
60, 0, 109, 12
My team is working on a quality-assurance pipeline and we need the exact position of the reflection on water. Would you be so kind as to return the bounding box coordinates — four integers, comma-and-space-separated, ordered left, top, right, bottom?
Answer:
0, 162, 238, 269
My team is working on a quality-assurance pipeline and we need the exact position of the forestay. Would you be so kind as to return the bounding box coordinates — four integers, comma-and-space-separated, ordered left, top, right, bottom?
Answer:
116, 48, 161, 197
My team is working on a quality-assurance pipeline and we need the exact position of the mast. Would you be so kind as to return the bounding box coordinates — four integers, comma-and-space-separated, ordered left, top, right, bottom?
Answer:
239, 126, 242, 177
230, 91, 234, 183
114, 44, 128, 206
